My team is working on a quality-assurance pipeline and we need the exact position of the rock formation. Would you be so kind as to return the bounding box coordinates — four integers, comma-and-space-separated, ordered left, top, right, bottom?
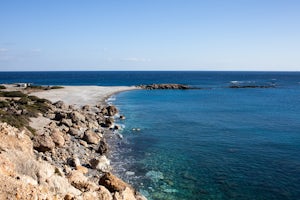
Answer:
0, 89, 146, 199
139, 83, 191, 90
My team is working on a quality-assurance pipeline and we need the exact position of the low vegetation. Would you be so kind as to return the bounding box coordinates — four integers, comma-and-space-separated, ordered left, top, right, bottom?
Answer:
0, 91, 27, 97
0, 91, 52, 132
0, 85, 6, 89
26, 85, 64, 90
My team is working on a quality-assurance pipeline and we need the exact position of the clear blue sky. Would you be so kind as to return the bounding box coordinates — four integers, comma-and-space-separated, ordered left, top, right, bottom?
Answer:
0, 0, 299, 71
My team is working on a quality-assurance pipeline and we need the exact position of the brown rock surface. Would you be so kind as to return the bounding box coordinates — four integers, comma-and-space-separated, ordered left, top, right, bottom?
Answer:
99, 172, 129, 192
51, 128, 65, 147
97, 140, 108, 155
33, 133, 55, 152
83, 129, 101, 144
102, 105, 118, 116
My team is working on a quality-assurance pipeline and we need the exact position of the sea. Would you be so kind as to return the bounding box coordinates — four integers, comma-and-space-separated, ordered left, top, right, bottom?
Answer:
0, 71, 300, 200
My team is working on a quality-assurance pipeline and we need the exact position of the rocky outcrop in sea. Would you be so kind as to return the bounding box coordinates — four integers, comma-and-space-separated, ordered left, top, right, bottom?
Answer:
139, 83, 191, 90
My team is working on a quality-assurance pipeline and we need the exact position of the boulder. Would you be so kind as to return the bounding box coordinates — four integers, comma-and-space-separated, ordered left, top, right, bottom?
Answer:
99, 172, 129, 192
97, 140, 108, 155
88, 121, 100, 130
33, 134, 55, 152
68, 127, 82, 137
82, 105, 90, 111
90, 156, 110, 172
114, 187, 137, 200
53, 100, 67, 109
76, 165, 89, 174
67, 170, 97, 192
101, 118, 114, 128
82, 186, 113, 200
67, 156, 81, 167
61, 118, 73, 127
69, 111, 85, 124
51, 129, 65, 147
83, 130, 101, 144
79, 140, 88, 147
54, 111, 67, 121
102, 105, 118, 116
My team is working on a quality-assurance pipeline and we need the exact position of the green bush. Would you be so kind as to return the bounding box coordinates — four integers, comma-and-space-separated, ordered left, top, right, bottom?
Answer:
0, 85, 6, 89
17, 97, 31, 105
0, 91, 27, 97
0, 100, 9, 108
0, 111, 29, 128
0, 90, 50, 132
28, 95, 40, 101
27, 85, 45, 90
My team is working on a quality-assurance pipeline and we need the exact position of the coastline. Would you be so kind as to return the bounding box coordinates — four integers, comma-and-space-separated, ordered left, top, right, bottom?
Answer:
32, 85, 139, 107
0, 84, 145, 199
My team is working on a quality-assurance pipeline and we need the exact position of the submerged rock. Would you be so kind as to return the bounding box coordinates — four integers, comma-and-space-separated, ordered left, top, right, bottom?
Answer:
146, 170, 164, 182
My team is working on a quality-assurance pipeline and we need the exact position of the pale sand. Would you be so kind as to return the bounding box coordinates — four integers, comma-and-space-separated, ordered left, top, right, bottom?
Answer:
32, 86, 138, 107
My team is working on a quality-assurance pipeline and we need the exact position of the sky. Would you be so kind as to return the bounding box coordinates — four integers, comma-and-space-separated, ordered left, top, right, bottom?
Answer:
0, 0, 300, 71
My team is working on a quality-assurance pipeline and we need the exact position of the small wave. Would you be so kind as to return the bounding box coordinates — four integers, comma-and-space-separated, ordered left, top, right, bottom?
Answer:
106, 95, 116, 103
230, 81, 240, 84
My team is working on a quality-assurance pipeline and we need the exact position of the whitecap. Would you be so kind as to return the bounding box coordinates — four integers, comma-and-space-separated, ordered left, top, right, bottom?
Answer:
230, 81, 239, 84
106, 96, 116, 102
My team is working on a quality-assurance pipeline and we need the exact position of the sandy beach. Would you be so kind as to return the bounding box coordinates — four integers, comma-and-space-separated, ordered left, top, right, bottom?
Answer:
32, 86, 138, 107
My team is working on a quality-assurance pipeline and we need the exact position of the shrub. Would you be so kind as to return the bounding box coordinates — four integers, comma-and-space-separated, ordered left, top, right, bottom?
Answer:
0, 100, 9, 108
17, 97, 31, 105
0, 85, 6, 89
26, 85, 45, 90
0, 111, 29, 128
0, 91, 27, 97
0, 90, 51, 131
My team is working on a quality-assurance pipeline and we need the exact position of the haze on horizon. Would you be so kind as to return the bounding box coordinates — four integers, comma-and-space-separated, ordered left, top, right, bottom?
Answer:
0, 0, 299, 71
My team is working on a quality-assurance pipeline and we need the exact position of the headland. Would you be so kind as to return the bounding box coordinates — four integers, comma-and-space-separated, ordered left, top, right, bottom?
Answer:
0, 84, 145, 199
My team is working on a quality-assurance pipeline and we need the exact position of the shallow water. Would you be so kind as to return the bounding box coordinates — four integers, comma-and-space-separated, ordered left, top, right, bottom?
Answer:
110, 77, 300, 199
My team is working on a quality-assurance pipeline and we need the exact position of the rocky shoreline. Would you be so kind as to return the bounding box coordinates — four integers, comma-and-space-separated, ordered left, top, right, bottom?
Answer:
0, 85, 146, 200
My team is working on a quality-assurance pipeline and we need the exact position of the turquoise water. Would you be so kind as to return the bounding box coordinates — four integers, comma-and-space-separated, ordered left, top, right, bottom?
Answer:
111, 82, 300, 199
1, 71, 300, 199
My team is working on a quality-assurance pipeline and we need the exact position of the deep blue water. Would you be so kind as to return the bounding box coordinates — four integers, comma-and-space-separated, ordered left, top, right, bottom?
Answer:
1, 71, 300, 199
